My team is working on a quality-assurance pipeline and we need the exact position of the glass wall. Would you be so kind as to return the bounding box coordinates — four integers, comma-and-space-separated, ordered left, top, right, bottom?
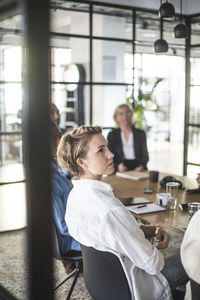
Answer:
48, 0, 187, 175
0, 31, 24, 183
0, 4, 27, 299
185, 15, 200, 177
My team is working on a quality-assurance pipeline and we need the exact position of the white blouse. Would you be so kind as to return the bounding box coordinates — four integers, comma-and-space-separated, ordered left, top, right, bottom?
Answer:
181, 209, 200, 284
121, 131, 136, 159
66, 179, 172, 300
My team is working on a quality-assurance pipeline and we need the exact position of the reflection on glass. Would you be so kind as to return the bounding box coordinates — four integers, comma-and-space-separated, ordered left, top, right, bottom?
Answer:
51, 47, 71, 82
189, 86, 200, 123
136, 11, 159, 42
93, 40, 132, 83
93, 85, 126, 127
0, 182, 26, 231
190, 55, 200, 85
50, 7, 89, 35
0, 9, 26, 300
93, 6, 132, 39
187, 126, 200, 165
187, 164, 200, 179
191, 15, 200, 45
50, 38, 89, 82
0, 14, 23, 31
51, 84, 90, 128
0, 134, 23, 169
163, 16, 185, 46
0, 182, 27, 297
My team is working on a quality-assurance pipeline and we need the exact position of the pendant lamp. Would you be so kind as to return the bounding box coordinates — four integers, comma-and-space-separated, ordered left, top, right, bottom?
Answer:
174, 0, 189, 38
159, 0, 175, 18
154, 17, 168, 53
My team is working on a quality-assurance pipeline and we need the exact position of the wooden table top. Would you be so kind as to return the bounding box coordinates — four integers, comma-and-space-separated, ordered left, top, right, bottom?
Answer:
102, 172, 200, 233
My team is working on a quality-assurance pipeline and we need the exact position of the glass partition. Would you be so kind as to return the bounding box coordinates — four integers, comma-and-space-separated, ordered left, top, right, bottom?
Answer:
50, 2, 89, 35
93, 40, 133, 83
185, 13, 200, 174
93, 5, 133, 39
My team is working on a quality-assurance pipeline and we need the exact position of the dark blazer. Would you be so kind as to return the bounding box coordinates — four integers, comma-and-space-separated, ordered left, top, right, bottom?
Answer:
107, 126, 149, 172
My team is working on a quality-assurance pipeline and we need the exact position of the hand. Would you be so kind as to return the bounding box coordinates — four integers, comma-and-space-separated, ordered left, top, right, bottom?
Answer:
133, 165, 144, 172
155, 227, 170, 250
118, 163, 128, 172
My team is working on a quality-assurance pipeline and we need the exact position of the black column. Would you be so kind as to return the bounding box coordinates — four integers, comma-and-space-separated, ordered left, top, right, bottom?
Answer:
23, 0, 53, 299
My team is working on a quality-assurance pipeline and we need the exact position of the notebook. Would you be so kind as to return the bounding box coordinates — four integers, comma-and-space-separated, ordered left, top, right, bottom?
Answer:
116, 171, 149, 181
127, 203, 166, 214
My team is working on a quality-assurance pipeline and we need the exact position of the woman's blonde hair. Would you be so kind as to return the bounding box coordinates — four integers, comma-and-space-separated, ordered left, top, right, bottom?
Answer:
113, 103, 133, 127
57, 125, 102, 176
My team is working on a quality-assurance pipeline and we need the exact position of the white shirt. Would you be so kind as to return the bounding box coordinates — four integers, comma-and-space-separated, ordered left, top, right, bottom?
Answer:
121, 131, 136, 159
181, 209, 200, 284
66, 179, 172, 300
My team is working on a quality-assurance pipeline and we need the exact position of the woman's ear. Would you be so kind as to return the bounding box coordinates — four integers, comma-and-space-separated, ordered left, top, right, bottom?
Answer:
76, 157, 88, 169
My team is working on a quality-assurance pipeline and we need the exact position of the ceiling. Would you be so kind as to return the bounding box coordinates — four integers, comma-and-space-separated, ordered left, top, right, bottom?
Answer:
88, 0, 200, 15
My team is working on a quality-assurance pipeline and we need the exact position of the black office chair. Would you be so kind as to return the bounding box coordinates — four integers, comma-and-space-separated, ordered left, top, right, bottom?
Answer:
52, 224, 82, 300
81, 244, 132, 300
190, 279, 200, 300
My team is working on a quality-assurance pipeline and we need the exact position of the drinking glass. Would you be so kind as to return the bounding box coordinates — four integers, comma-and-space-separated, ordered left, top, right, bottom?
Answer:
188, 202, 200, 218
166, 182, 179, 210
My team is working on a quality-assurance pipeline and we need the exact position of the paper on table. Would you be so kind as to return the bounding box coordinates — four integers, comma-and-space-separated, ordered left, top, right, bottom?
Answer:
127, 203, 166, 214
131, 197, 152, 204
116, 171, 149, 180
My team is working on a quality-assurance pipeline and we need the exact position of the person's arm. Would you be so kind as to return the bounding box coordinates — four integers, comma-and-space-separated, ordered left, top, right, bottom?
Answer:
140, 225, 170, 250
133, 128, 149, 170
140, 130, 149, 169
51, 175, 72, 236
133, 165, 144, 171
102, 207, 164, 275
107, 131, 124, 172
118, 162, 128, 172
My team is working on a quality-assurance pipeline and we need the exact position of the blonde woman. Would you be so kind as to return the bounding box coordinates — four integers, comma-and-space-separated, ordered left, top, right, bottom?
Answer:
107, 104, 148, 173
57, 125, 187, 300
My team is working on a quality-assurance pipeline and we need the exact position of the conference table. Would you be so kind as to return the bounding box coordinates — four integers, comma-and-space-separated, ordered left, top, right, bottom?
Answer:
102, 172, 200, 233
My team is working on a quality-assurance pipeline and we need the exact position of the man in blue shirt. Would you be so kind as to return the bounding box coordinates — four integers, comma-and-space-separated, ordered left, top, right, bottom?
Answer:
50, 122, 80, 272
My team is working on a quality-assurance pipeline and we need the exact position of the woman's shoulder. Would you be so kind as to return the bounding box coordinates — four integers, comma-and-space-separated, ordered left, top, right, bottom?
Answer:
107, 128, 120, 138
132, 125, 146, 135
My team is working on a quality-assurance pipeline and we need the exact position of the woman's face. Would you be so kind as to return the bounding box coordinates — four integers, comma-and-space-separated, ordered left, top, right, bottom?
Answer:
115, 106, 133, 127
79, 134, 114, 180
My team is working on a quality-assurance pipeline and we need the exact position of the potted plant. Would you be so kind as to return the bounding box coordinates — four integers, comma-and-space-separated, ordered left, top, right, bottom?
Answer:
127, 77, 164, 129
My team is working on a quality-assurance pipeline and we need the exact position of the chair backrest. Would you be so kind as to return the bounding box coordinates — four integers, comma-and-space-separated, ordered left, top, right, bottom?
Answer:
81, 244, 132, 300
190, 279, 200, 300
52, 223, 63, 260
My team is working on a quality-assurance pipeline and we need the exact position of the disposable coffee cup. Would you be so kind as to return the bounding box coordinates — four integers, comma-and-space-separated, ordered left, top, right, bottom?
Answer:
149, 171, 159, 182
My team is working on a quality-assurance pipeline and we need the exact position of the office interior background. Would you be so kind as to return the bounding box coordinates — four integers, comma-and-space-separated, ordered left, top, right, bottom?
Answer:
0, 0, 200, 299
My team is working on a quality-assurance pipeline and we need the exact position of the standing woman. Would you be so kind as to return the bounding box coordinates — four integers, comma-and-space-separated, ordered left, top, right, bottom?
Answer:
107, 104, 149, 173
57, 125, 187, 300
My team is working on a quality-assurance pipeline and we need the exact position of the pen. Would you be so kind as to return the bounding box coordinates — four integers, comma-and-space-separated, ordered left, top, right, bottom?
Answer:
136, 204, 147, 209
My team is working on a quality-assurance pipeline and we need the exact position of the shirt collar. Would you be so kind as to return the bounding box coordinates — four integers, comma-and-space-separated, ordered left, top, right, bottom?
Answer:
72, 178, 113, 192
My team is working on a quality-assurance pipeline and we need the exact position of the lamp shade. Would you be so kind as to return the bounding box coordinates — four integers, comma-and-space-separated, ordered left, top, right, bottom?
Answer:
154, 39, 168, 53
174, 23, 189, 38
159, 2, 175, 18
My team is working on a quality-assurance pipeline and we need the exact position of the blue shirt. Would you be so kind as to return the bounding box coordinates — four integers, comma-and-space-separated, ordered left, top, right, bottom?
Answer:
51, 161, 80, 255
